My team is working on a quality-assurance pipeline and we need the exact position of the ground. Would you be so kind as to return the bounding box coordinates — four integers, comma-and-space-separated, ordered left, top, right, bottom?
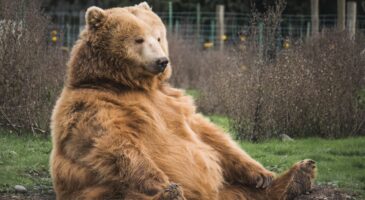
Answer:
0, 122, 364, 199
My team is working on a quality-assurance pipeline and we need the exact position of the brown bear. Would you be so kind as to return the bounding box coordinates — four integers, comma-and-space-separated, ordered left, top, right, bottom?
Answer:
50, 2, 316, 200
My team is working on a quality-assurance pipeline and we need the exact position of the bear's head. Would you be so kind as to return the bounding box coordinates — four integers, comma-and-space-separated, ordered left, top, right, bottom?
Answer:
67, 2, 171, 91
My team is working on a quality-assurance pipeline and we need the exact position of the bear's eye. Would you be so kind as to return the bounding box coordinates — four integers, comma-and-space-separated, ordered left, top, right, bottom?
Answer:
135, 38, 144, 44
157, 37, 161, 42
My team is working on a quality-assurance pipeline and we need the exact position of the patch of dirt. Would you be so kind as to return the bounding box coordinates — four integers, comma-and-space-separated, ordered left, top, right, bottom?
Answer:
295, 186, 359, 200
0, 193, 55, 200
0, 185, 359, 200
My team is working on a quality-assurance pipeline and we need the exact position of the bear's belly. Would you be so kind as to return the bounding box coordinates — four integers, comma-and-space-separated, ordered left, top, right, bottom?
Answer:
144, 122, 223, 200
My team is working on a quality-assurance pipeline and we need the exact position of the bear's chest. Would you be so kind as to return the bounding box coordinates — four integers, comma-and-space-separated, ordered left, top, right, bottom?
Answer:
146, 121, 223, 199
141, 94, 223, 199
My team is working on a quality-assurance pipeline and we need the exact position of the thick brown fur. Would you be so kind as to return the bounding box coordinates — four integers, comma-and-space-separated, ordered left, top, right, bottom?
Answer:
50, 2, 316, 200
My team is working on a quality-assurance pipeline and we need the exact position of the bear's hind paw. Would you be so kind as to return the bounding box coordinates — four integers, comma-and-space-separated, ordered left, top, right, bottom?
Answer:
285, 159, 317, 199
297, 159, 316, 177
158, 183, 186, 200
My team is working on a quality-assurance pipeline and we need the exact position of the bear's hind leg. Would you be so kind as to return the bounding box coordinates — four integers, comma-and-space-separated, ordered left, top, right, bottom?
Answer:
73, 185, 112, 200
125, 183, 186, 200
266, 159, 316, 200
219, 185, 249, 200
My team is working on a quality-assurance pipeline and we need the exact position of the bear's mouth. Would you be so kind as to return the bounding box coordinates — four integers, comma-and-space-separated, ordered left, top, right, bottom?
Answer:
145, 58, 169, 75
143, 65, 165, 75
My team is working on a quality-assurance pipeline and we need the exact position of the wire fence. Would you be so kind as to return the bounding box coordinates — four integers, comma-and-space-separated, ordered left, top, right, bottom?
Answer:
48, 11, 365, 48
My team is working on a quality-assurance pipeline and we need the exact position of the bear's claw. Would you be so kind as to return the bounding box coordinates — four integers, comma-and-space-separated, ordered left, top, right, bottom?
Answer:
257, 173, 274, 188
250, 169, 275, 189
159, 183, 186, 200
298, 159, 316, 174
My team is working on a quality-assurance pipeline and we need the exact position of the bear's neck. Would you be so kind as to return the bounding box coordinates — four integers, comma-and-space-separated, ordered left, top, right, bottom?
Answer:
66, 41, 161, 93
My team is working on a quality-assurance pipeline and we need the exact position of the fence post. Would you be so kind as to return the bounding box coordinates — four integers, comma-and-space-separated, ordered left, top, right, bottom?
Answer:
216, 5, 225, 51
311, 0, 319, 36
210, 19, 215, 44
168, 1, 173, 33
258, 22, 264, 60
288, 22, 293, 36
196, 3, 201, 41
306, 22, 311, 39
66, 24, 71, 49
174, 20, 179, 34
337, 0, 346, 31
346, 1, 357, 38
276, 25, 282, 54
300, 15, 304, 38
79, 11, 85, 33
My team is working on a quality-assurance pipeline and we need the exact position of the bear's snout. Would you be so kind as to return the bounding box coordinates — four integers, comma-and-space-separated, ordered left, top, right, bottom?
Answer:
155, 57, 169, 73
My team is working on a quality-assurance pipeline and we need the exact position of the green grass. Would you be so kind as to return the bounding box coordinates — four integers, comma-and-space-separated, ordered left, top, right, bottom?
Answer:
185, 89, 201, 100
0, 131, 52, 192
0, 128, 364, 197
241, 137, 365, 197
205, 115, 365, 196
208, 114, 231, 132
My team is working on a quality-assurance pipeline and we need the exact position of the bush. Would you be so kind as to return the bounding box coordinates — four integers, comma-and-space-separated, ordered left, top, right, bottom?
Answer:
0, 0, 66, 134
168, 16, 365, 140
228, 31, 365, 140
0, 0, 363, 140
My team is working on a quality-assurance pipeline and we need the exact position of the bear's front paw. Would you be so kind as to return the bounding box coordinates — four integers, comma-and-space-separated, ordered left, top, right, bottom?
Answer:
249, 168, 275, 189
158, 183, 186, 200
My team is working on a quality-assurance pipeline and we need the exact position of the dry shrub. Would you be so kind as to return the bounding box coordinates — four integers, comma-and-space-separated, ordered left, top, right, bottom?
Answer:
0, 0, 66, 134
225, 31, 365, 140
169, 35, 236, 90
168, 2, 365, 140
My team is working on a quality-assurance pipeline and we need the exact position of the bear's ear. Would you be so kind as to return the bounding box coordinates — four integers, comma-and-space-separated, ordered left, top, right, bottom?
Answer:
85, 6, 106, 29
136, 2, 152, 11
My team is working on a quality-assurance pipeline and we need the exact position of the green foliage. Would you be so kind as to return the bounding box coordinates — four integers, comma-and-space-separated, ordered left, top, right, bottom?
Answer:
358, 88, 365, 108
208, 115, 231, 132
186, 89, 201, 100
0, 129, 364, 198
241, 137, 365, 197
0, 130, 52, 192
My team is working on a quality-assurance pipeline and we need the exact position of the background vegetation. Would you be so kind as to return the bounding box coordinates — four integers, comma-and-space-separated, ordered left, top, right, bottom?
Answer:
42, 0, 365, 15
0, 0, 65, 135
1, 129, 365, 197
169, 4, 365, 140
0, 0, 364, 198
177, 31, 365, 140
0, 0, 364, 140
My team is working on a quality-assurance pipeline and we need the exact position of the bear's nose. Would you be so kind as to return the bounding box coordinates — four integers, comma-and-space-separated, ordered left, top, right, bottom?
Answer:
155, 57, 169, 72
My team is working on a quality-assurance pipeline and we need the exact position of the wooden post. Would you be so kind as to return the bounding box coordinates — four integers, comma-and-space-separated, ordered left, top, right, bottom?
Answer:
79, 11, 85, 33
258, 22, 264, 60
67, 24, 71, 49
216, 5, 225, 51
311, 0, 319, 36
288, 22, 293, 36
306, 22, 311, 39
276, 25, 282, 53
174, 20, 179, 34
196, 3, 201, 41
300, 15, 304, 39
346, 1, 357, 38
168, 1, 173, 33
210, 19, 215, 43
337, 0, 346, 31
